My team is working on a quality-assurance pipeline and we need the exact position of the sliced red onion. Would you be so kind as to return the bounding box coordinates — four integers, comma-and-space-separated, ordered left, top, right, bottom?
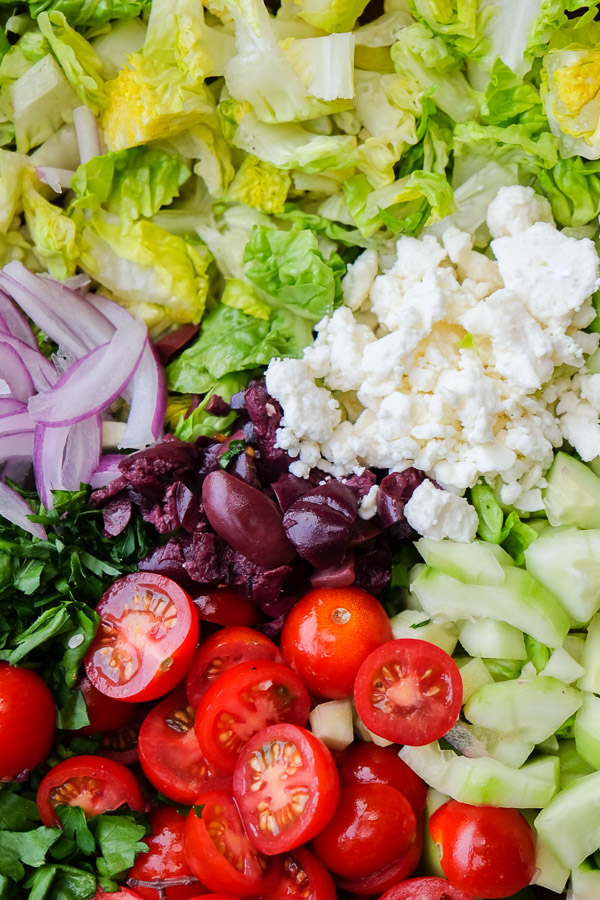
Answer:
62, 416, 102, 490
73, 105, 102, 163
444, 722, 489, 758
0, 334, 57, 391
33, 423, 70, 509
91, 453, 126, 489
0, 481, 46, 539
0, 262, 115, 358
0, 289, 37, 348
56, 274, 92, 293
0, 398, 27, 415
118, 343, 166, 449
28, 319, 147, 426
0, 430, 34, 459
0, 409, 35, 436
33, 417, 102, 508
35, 166, 74, 193
0, 344, 35, 402
86, 291, 134, 328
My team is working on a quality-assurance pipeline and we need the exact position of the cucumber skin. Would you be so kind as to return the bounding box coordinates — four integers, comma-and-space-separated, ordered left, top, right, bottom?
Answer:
535, 770, 600, 869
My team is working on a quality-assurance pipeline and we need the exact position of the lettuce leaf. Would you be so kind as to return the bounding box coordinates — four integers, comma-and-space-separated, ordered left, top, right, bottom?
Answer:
228, 155, 291, 213
291, 0, 370, 33
37, 10, 106, 111
22, 170, 78, 278
542, 45, 600, 160
29, 0, 152, 27
0, 150, 28, 233
71, 146, 191, 219
536, 156, 600, 227
167, 371, 253, 441
408, 0, 483, 57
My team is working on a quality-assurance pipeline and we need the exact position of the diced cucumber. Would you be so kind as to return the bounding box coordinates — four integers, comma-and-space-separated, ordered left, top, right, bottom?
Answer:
523, 810, 569, 894
411, 565, 570, 648
556, 739, 595, 789
399, 742, 557, 808
352, 703, 393, 747
421, 787, 448, 878
464, 675, 582, 745
458, 618, 527, 660
574, 693, 600, 769
525, 527, 600, 624
570, 863, 600, 900
309, 699, 354, 751
578, 613, 600, 693
543, 451, 600, 530
457, 656, 494, 704
12, 54, 80, 153
466, 724, 534, 768
414, 537, 513, 585
541, 646, 585, 684
522, 754, 561, 787
535, 770, 600, 869
564, 634, 586, 663
389, 609, 458, 655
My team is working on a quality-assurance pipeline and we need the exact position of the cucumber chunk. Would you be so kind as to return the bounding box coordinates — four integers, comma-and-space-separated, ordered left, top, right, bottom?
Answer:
541, 646, 585, 684
414, 537, 513, 585
570, 863, 600, 899
388, 609, 458, 655
309, 698, 354, 751
543, 451, 600, 530
525, 527, 600, 624
556, 739, 595, 789
578, 613, 600, 693
574, 692, 600, 769
458, 618, 527, 660
523, 810, 569, 894
457, 656, 494, 704
421, 787, 448, 878
411, 565, 570, 648
535, 770, 600, 869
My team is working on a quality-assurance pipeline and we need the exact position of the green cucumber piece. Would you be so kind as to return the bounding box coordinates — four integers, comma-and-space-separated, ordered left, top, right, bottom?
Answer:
578, 613, 600, 693
457, 656, 494, 704
523, 810, 569, 894
421, 788, 448, 878
570, 863, 600, 899
574, 693, 600, 769
543, 451, 600, 529
411, 565, 570, 648
556, 739, 595, 789
388, 609, 458, 655
414, 537, 513, 585
535, 770, 600, 869
541, 646, 585, 684
464, 675, 582, 745
525, 527, 600, 624
458, 618, 527, 660
399, 742, 557, 808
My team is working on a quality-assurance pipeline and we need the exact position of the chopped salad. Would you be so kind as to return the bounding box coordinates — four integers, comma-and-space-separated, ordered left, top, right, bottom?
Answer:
2, 1, 600, 899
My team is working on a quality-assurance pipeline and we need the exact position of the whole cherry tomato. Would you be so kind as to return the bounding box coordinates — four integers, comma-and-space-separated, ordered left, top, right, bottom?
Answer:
336, 741, 427, 817
280, 587, 392, 699
0, 662, 55, 781
354, 639, 462, 745
429, 801, 536, 899
334, 823, 423, 895
128, 806, 207, 900
84, 573, 198, 703
190, 586, 260, 627
76, 675, 135, 736
379, 876, 475, 900
311, 783, 416, 878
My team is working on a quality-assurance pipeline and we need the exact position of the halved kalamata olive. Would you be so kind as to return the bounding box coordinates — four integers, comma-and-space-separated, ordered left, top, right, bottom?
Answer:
202, 470, 295, 568
282, 482, 358, 569
376, 469, 425, 529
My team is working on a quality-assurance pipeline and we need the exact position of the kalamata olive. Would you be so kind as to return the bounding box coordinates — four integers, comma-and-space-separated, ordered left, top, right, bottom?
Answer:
202, 470, 295, 568
282, 482, 358, 569
376, 469, 426, 529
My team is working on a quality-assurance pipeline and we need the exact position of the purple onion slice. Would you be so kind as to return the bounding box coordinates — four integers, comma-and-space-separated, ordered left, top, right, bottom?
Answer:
0, 334, 57, 391
118, 343, 166, 449
0, 481, 46, 539
0, 344, 35, 403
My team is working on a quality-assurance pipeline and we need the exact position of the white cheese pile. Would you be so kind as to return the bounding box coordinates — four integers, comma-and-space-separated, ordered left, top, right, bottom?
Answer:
265, 186, 600, 536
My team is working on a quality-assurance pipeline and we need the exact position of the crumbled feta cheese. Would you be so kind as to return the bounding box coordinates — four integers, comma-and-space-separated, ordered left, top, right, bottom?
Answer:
358, 484, 379, 520
486, 185, 554, 238
342, 249, 379, 310
404, 480, 479, 542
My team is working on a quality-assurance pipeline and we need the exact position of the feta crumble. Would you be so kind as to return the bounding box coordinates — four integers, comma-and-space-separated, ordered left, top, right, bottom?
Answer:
265, 186, 600, 529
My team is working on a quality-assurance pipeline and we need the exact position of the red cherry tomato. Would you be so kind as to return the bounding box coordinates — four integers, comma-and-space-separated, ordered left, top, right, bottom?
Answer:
336, 742, 427, 817
429, 801, 536, 899
233, 723, 339, 855
128, 806, 207, 900
138, 690, 233, 804
0, 662, 55, 781
36, 755, 143, 827
93, 889, 143, 900
99, 719, 141, 765
263, 847, 337, 900
334, 823, 423, 895
194, 660, 310, 772
311, 783, 416, 878
280, 587, 392, 699
354, 639, 463, 745
186, 627, 283, 707
77, 675, 135, 736
84, 573, 199, 703
191, 586, 260, 627
183, 789, 282, 898
379, 877, 475, 900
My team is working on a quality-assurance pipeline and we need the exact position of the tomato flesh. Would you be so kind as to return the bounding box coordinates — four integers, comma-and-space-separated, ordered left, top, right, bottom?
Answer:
264, 847, 337, 900
190, 586, 260, 627
354, 639, 463, 745
84, 573, 198, 703
128, 806, 207, 900
77, 675, 135, 736
379, 876, 476, 900
233, 723, 339, 855
429, 801, 536, 899
336, 741, 427, 817
0, 663, 55, 781
333, 823, 423, 895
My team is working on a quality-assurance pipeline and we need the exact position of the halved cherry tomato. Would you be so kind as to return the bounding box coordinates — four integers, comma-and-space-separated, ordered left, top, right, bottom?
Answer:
354, 639, 462, 746
233, 723, 339, 855
379, 877, 475, 900
183, 789, 282, 898
333, 823, 423, 895
429, 801, 536, 899
186, 627, 283, 707
99, 719, 141, 765
311, 783, 416, 878
336, 742, 427, 817
138, 690, 232, 804
0, 662, 55, 781
36, 755, 143, 827
191, 586, 260, 627
93, 889, 143, 900
84, 573, 199, 703
77, 675, 135, 736
263, 847, 337, 900
194, 660, 310, 772
280, 587, 392, 699
128, 806, 207, 900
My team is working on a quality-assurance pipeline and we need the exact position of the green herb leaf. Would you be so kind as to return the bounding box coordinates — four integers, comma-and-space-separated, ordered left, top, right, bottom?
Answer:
219, 440, 246, 469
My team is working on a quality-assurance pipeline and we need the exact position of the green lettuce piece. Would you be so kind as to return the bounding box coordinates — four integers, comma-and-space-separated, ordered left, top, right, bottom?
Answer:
536, 156, 600, 227
78, 216, 211, 332
390, 21, 481, 122
220, 277, 272, 320
0, 31, 49, 86
167, 371, 253, 441
0, 227, 39, 270
12, 53, 80, 153
453, 117, 558, 170
22, 171, 78, 278
166, 120, 235, 198
0, 151, 28, 233
408, 0, 483, 56
526, 0, 599, 63
244, 225, 344, 321
292, 0, 370, 33
71, 146, 191, 219
37, 10, 106, 111
228, 155, 291, 214
542, 45, 600, 161
29, 0, 152, 27
481, 58, 541, 125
